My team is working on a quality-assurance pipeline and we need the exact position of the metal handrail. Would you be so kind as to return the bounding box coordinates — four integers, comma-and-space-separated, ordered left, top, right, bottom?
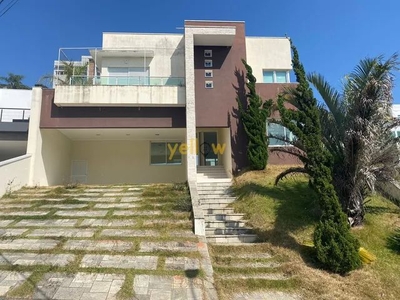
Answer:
66, 75, 185, 87
0, 108, 30, 122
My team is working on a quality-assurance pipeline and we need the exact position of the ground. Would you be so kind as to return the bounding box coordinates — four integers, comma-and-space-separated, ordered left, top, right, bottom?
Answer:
213, 165, 400, 300
0, 183, 216, 300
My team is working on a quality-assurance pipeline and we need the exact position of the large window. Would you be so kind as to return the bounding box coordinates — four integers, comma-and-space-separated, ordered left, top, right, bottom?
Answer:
107, 67, 149, 85
150, 142, 182, 165
263, 70, 290, 83
267, 123, 294, 146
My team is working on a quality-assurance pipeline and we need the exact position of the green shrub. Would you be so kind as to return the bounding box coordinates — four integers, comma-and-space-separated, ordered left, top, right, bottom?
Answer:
388, 228, 400, 253
314, 214, 361, 274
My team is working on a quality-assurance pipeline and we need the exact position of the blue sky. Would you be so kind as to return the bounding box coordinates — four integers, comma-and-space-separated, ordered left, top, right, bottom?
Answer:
1, 0, 399, 102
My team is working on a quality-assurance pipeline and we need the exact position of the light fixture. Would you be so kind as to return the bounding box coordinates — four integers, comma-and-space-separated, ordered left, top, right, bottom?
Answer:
155, 134, 160, 136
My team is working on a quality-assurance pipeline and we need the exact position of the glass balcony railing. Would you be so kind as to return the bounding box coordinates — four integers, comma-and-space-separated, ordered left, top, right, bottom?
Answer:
68, 76, 185, 87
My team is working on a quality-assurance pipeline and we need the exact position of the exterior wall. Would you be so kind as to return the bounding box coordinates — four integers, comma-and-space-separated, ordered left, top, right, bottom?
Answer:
0, 89, 32, 109
245, 37, 292, 82
54, 85, 185, 107
71, 140, 186, 184
0, 154, 31, 197
186, 21, 248, 173
218, 127, 232, 177
102, 33, 185, 78
41, 89, 186, 129
28, 128, 72, 186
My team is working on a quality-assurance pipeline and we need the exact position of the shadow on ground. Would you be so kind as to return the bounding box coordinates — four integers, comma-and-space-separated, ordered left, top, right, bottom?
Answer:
233, 179, 321, 267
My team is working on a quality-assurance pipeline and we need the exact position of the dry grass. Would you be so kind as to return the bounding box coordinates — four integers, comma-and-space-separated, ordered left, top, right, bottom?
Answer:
230, 165, 400, 300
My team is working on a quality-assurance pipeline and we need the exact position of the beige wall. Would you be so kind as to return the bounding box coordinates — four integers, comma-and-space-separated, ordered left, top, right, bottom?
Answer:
0, 154, 31, 197
245, 37, 292, 82
71, 140, 186, 184
218, 128, 232, 178
102, 33, 185, 78
54, 85, 185, 107
29, 129, 72, 186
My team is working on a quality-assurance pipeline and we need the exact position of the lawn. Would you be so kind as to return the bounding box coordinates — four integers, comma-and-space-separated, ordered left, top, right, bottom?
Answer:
228, 165, 400, 300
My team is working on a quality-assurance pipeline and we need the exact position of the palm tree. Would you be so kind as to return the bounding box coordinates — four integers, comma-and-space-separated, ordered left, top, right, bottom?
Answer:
56, 61, 88, 85
275, 55, 400, 226
0, 73, 30, 89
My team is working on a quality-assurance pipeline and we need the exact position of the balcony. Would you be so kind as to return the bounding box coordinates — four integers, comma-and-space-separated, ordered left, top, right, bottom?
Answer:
54, 76, 186, 107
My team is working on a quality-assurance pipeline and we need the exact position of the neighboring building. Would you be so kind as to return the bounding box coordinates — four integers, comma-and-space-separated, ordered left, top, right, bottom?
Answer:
0, 89, 31, 161
26, 20, 296, 186
392, 104, 400, 137
53, 56, 98, 87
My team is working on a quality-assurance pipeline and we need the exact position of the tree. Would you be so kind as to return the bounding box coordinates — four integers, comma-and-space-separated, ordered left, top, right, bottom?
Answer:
276, 42, 361, 274
307, 56, 400, 226
57, 61, 88, 85
237, 59, 273, 170
0, 73, 30, 89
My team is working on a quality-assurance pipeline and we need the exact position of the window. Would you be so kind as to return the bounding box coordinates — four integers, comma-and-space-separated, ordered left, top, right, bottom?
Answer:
267, 123, 294, 146
107, 67, 149, 85
205, 70, 213, 78
262, 70, 290, 83
263, 71, 274, 83
150, 142, 182, 165
204, 50, 212, 57
205, 81, 214, 89
204, 60, 213, 68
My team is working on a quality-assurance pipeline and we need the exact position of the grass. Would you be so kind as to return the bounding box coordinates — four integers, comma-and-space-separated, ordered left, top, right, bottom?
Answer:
220, 165, 400, 300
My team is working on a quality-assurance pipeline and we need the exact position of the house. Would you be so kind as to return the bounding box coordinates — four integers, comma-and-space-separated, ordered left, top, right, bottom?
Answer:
22, 20, 296, 187
0, 88, 31, 161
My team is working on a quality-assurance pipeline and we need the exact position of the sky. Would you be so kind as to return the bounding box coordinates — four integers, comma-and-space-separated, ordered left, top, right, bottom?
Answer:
0, 0, 399, 102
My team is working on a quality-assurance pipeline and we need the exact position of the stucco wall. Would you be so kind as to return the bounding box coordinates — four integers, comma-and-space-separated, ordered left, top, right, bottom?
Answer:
245, 37, 292, 83
29, 129, 72, 186
71, 140, 186, 184
0, 89, 32, 121
218, 128, 232, 177
0, 154, 31, 197
54, 85, 185, 107
102, 33, 185, 78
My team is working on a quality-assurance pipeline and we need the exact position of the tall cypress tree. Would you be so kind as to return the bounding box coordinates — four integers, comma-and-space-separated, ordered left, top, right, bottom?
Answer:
237, 59, 272, 170
277, 42, 361, 274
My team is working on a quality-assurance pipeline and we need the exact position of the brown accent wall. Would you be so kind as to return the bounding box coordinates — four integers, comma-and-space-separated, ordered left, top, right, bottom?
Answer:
186, 21, 248, 172
40, 89, 186, 129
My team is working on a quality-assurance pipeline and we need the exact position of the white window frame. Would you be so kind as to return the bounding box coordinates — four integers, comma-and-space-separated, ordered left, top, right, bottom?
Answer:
205, 81, 214, 89
263, 70, 290, 83
150, 141, 182, 166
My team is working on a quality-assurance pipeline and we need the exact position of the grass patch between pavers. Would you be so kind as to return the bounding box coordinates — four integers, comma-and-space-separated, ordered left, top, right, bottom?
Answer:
6, 268, 49, 299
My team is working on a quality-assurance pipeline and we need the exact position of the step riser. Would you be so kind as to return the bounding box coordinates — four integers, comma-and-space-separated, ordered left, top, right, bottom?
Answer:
200, 197, 236, 201
206, 228, 254, 235
206, 222, 246, 229
205, 214, 245, 221
201, 204, 231, 209
207, 235, 258, 244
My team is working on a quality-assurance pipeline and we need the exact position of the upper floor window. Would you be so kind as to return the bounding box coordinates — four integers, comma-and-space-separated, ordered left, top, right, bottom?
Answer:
263, 70, 290, 83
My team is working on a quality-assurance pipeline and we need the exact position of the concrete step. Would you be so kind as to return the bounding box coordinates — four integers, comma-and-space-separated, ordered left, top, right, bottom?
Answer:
203, 208, 235, 215
197, 182, 232, 186
207, 234, 258, 244
198, 191, 233, 195
201, 202, 231, 209
197, 178, 232, 183
206, 227, 254, 235
205, 213, 246, 221
200, 196, 236, 201
205, 220, 247, 229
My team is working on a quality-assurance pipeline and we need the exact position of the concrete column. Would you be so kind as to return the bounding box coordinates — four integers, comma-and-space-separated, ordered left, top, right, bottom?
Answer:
27, 87, 45, 186
184, 30, 197, 183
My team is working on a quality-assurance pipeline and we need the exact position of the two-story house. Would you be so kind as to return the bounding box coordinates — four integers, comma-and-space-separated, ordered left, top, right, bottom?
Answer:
26, 20, 296, 186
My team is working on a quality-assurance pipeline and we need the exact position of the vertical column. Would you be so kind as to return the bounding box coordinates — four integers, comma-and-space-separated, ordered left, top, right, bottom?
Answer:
184, 29, 197, 183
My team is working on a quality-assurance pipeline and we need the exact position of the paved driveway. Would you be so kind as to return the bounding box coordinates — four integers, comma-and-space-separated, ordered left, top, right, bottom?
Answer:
0, 184, 216, 299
